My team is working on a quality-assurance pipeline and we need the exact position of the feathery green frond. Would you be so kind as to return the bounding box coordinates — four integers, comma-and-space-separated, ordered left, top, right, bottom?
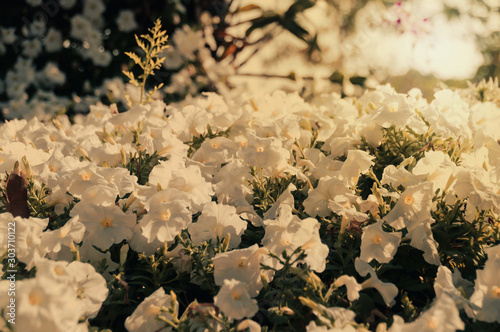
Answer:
123, 18, 169, 106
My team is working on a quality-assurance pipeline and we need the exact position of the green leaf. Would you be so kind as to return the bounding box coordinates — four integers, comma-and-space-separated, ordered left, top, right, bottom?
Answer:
245, 13, 280, 37
285, 0, 316, 19
282, 19, 310, 42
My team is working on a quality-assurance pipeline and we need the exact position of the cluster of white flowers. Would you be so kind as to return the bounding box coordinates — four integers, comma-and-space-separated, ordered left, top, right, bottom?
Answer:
1, 81, 500, 330
0, 0, 143, 120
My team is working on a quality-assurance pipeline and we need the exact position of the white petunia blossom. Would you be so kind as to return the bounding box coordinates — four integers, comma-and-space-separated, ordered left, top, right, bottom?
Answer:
333, 275, 363, 302
214, 279, 259, 320
0, 213, 48, 269
212, 244, 269, 297
303, 176, 351, 217
71, 203, 136, 250
403, 293, 464, 331
467, 245, 500, 323
17, 276, 81, 332
237, 134, 291, 170
116, 10, 138, 32
188, 202, 247, 248
355, 258, 399, 306
383, 181, 434, 230
360, 220, 401, 264
138, 188, 191, 243
125, 288, 178, 332
262, 206, 329, 272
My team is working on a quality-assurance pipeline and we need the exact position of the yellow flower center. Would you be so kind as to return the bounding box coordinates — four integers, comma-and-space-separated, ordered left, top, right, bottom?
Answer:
81, 172, 91, 181
256, 146, 264, 153
373, 235, 382, 244
404, 195, 414, 205
29, 292, 42, 306
54, 266, 65, 276
146, 304, 162, 316
387, 102, 398, 113
211, 143, 219, 149
101, 218, 113, 228
427, 318, 438, 330
161, 209, 171, 221
237, 259, 247, 268
231, 290, 242, 300
492, 286, 500, 298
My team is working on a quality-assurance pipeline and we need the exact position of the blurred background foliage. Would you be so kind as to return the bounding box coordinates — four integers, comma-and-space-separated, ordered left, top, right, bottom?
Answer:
0, 0, 498, 120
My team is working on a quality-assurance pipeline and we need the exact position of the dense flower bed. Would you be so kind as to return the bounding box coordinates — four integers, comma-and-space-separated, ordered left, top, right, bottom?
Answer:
1, 79, 500, 331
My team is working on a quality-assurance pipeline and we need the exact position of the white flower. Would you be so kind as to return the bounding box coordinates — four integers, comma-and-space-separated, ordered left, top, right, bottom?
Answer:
434, 266, 474, 311
262, 206, 329, 272
72, 203, 136, 250
167, 105, 212, 142
129, 223, 164, 256
213, 159, 253, 206
212, 244, 269, 297
468, 247, 500, 323
39, 62, 66, 87
360, 220, 401, 264
383, 182, 434, 230
116, 10, 138, 32
139, 127, 188, 158
91, 49, 113, 67
63, 164, 111, 198
67, 261, 109, 318
30, 17, 46, 36
355, 258, 399, 306
454, 167, 500, 211
40, 215, 85, 254
138, 188, 192, 243
59, 0, 76, 9
83, 0, 105, 18
78, 240, 119, 281
381, 165, 426, 188
192, 137, 238, 167
421, 89, 471, 138
22, 38, 42, 58
44, 27, 62, 52
404, 293, 464, 332
125, 288, 178, 332
70, 15, 91, 40
305, 302, 358, 330
412, 151, 456, 193
237, 319, 262, 332
303, 176, 351, 217
0, 214, 48, 269
173, 25, 204, 61
36, 259, 73, 285
237, 134, 290, 170
263, 183, 296, 220
168, 164, 215, 211
333, 275, 363, 302
407, 221, 441, 266
370, 93, 415, 129
161, 46, 184, 69
214, 279, 259, 320
188, 202, 247, 248
2, 27, 17, 44
17, 276, 81, 332
340, 149, 374, 186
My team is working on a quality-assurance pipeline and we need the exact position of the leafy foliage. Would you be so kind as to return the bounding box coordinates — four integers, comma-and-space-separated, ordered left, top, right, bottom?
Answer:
123, 19, 169, 106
